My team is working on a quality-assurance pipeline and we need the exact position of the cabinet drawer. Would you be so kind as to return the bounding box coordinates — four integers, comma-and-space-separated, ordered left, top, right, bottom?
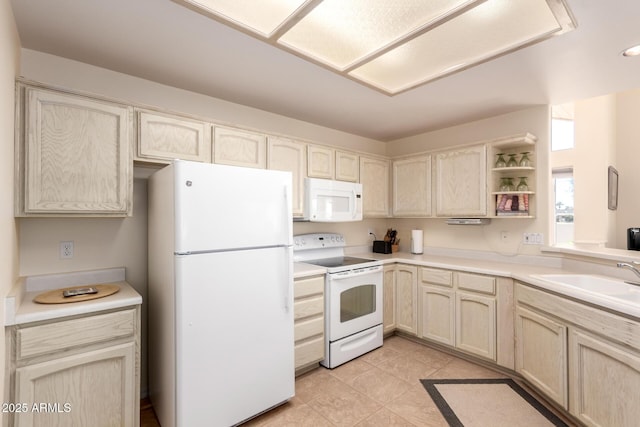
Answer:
294, 276, 324, 299
420, 268, 453, 287
295, 316, 323, 342
457, 272, 496, 295
294, 295, 324, 320
16, 309, 136, 360
295, 336, 324, 368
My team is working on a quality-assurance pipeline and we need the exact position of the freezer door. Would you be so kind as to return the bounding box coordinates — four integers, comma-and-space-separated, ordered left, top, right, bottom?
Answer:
174, 247, 294, 426
173, 161, 293, 253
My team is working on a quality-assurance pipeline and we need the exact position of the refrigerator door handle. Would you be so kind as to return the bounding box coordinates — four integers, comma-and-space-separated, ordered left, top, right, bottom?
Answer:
284, 247, 293, 313
284, 184, 293, 245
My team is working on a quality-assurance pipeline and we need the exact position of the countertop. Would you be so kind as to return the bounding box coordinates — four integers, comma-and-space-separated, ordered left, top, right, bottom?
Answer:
5, 267, 142, 326
294, 262, 328, 278
295, 250, 640, 320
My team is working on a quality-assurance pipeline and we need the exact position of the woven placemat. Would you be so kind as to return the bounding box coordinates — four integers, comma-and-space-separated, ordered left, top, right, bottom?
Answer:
34, 283, 120, 304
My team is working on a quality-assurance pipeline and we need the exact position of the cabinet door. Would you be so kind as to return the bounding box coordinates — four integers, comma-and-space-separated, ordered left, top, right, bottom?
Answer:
23, 88, 132, 215
359, 156, 390, 217
434, 144, 487, 217
213, 125, 266, 168
420, 285, 455, 346
307, 145, 334, 179
569, 329, 640, 427
335, 151, 359, 182
136, 110, 211, 163
383, 265, 396, 334
15, 343, 136, 427
392, 155, 431, 217
515, 306, 568, 409
268, 137, 306, 217
456, 291, 496, 361
395, 265, 418, 335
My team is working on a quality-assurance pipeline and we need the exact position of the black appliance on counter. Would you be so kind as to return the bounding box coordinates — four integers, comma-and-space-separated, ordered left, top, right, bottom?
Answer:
628, 228, 640, 250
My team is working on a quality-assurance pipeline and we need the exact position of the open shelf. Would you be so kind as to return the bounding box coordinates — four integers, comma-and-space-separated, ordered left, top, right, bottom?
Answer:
488, 133, 537, 219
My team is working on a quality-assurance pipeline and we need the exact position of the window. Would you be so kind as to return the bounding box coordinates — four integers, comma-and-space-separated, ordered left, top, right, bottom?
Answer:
551, 118, 575, 151
553, 169, 574, 244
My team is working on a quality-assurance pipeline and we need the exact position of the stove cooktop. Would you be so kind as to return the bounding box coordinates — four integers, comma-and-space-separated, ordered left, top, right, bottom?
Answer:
303, 256, 378, 269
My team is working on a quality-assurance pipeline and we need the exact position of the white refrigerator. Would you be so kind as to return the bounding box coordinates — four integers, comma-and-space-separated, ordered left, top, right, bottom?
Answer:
147, 160, 295, 427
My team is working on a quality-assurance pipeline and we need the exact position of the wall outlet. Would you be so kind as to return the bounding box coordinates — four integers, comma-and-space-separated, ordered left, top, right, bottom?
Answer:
368, 228, 377, 240
60, 241, 74, 259
523, 233, 544, 245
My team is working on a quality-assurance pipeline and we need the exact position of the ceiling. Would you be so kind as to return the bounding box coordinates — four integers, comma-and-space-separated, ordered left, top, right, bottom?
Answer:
10, 0, 640, 142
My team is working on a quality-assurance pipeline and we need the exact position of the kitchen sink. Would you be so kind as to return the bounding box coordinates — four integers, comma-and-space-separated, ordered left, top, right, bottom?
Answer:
532, 274, 640, 303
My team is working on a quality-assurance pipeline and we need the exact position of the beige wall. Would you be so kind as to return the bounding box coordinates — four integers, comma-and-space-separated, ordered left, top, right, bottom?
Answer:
0, 0, 20, 406
550, 93, 634, 249
386, 106, 551, 256
615, 89, 640, 249
573, 94, 617, 245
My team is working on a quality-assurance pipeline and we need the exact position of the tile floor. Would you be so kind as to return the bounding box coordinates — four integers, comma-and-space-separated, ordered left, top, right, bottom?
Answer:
142, 335, 574, 426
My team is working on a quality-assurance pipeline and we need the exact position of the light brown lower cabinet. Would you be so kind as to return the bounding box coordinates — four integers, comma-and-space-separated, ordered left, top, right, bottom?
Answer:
6, 307, 141, 427
395, 265, 418, 335
516, 282, 640, 426
420, 285, 455, 346
419, 268, 507, 364
294, 275, 324, 373
383, 265, 396, 335
515, 305, 568, 408
569, 328, 640, 427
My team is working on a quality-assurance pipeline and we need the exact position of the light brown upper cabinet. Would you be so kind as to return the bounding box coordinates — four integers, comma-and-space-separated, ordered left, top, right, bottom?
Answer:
434, 144, 487, 217
15, 86, 132, 216
308, 146, 359, 183
213, 125, 267, 169
267, 136, 306, 218
359, 156, 390, 218
307, 145, 334, 179
392, 155, 432, 217
136, 110, 211, 164
335, 151, 359, 182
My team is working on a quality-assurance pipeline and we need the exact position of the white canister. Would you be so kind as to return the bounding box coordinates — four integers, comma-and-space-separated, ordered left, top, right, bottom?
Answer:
411, 229, 424, 254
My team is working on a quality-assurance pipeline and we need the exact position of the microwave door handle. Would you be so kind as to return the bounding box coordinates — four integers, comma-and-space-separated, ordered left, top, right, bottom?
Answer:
352, 189, 357, 219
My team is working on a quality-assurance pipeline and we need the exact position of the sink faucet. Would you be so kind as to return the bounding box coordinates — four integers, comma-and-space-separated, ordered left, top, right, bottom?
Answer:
616, 261, 640, 281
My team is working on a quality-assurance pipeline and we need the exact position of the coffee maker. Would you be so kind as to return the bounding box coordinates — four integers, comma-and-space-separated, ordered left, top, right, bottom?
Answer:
627, 228, 640, 251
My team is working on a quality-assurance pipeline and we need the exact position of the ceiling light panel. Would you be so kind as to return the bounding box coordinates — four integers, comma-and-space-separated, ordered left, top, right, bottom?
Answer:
349, 0, 565, 94
175, 0, 575, 96
180, 0, 308, 36
277, 0, 482, 71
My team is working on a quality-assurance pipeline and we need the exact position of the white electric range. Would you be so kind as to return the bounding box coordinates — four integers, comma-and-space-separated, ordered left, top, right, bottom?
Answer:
293, 233, 383, 368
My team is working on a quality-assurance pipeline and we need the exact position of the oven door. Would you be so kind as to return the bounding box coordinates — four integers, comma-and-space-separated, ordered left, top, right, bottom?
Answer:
327, 265, 383, 341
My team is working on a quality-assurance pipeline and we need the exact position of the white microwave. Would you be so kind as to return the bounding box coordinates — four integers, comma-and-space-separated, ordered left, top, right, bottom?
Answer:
302, 178, 363, 222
